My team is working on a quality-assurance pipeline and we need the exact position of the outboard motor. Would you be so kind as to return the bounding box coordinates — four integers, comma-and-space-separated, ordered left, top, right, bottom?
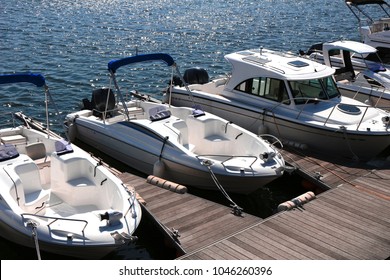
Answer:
90, 87, 115, 117
183, 67, 209, 85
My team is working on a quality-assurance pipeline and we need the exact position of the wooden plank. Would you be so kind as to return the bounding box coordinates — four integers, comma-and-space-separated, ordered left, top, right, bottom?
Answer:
238, 228, 297, 259
228, 236, 276, 259
332, 185, 390, 211
156, 196, 215, 222
181, 212, 259, 252
119, 171, 262, 254
248, 221, 330, 259
302, 205, 389, 257
165, 204, 231, 231
278, 210, 382, 259
319, 193, 390, 228
309, 197, 390, 241
263, 218, 355, 259
217, 239, 258, 260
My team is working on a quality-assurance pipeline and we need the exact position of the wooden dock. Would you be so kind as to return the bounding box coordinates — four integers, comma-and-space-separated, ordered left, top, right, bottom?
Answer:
119, 148, 390, 260
118, 172, 261, 255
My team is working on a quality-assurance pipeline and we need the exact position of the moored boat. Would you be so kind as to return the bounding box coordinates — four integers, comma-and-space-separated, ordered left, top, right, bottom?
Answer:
0, 73, 142, 259
165, 48, 390, 161
345, 0, 390, 63
304, 40, 390, 108
65, 53, 286, 194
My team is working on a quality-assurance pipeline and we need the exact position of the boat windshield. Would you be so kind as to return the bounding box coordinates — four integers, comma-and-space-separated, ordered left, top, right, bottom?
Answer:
289, 76, 340, 104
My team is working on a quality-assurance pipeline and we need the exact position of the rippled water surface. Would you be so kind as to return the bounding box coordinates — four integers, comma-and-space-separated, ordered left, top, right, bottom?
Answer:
0, 0, 383, 259
1, 0, 369, 129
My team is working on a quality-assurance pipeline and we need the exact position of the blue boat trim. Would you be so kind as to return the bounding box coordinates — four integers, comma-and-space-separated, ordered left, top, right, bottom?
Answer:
0, 73, 46, 87
108, 53, 175, 73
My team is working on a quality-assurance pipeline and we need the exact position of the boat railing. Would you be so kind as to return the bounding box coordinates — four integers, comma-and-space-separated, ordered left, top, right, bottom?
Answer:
197, 155, 258, 169
21, 213, 88, 237
243, 56, 286, 75
97, 104, 145, 124
350, 77, 387, 95
269, 97, 387, 131
124, 193, 137, 219
91, 107, 121, 124
342, 79, 390, 109
371, 86, 390, 108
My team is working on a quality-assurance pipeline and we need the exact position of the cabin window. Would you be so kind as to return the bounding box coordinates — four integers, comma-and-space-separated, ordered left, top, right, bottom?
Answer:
321, 76, 340, 99
289, 76, 340, 104
234, 77, 290, 104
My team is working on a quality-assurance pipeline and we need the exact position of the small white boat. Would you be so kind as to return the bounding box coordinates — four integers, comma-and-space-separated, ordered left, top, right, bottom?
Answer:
65, 54, 286, 194
0, 73, 142, 259
305, 40, 390, 108
345, 0, 390, 63
166, 48, 390, 161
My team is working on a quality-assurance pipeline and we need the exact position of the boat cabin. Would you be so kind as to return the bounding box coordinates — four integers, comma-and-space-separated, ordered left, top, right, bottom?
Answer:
224, 49, 341, 106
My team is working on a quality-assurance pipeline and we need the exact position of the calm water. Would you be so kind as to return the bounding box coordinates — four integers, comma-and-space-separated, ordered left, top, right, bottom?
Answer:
0, 0, 381, 259
1, 0, 366, 129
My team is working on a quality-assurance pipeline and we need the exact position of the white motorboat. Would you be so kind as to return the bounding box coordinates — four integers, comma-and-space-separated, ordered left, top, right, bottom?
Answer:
345, 0, 390, 63
305, 40, 390, 108
165, 48, 390, 161
0, 73, 142, 259
65, 53, 286, 195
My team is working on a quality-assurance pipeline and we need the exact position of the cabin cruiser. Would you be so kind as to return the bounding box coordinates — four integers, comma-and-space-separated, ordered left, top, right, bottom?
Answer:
304, 40, 390, 108
65, 53, 286, 195
0, 73, 142, 259
165, 48, 390, 161
345, 0, 390, 63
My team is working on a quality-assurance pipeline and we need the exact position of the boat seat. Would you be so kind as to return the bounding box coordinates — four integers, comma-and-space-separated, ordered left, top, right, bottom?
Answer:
25, 142, 50, 168
171, 120, 189, 146
0, 134, 27, 146
13, 161, 50, 213
186, 116, 230, 154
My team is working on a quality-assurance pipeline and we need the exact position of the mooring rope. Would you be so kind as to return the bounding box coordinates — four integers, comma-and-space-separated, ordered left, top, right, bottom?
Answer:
27, 220, 41, 260
200, 159, 243, 216
339, 126, 359, 161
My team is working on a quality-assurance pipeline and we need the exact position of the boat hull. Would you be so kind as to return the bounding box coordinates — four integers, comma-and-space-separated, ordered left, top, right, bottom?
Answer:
0, 126, 142, 259
0, 219, 119, 259
70, 117, 282, 194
